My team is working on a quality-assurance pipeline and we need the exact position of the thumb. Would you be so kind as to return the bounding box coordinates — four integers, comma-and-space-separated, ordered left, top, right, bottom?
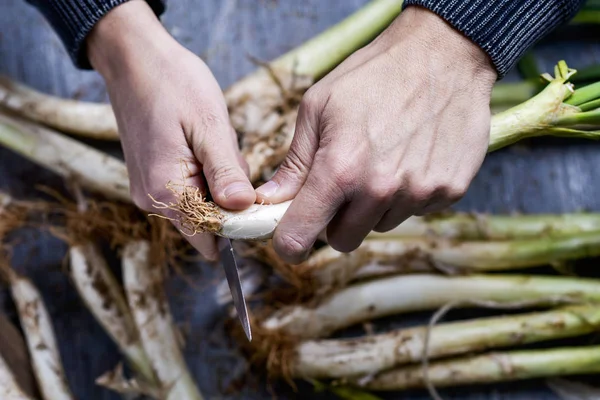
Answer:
193, 122, 256, 210
255, 95, 320, 203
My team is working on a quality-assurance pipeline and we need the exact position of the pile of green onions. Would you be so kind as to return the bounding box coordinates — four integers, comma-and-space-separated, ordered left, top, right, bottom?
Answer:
2, 0, 600, 398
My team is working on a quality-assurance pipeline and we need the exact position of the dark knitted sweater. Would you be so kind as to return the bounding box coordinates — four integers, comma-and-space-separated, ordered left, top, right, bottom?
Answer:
24, 0, 166, 69
403, 0, 586, 76
25, 0, 585, 77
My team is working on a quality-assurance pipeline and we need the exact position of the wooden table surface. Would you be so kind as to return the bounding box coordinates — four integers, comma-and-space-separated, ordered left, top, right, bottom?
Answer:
2, 1, 600, 399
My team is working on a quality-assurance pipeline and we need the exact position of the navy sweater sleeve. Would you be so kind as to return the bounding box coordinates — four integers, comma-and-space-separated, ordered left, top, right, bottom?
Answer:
24, 0, 166, 69
26, 0, 584, 77
403, 0, 586, 77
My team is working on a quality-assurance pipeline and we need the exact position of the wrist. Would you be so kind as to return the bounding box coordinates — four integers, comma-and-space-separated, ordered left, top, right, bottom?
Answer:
87, 0, 178, 81
385, 6, 497, 87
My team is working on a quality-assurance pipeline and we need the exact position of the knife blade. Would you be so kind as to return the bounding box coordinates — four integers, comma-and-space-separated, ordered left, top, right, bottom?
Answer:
219, 237, 252, 341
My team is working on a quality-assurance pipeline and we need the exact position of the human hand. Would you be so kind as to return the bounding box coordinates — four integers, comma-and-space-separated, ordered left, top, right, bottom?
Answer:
87, 0, 255, 261
255, 6, 497, 264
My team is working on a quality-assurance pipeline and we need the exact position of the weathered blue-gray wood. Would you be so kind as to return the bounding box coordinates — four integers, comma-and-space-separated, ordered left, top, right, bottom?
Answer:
1, 1, 600, 399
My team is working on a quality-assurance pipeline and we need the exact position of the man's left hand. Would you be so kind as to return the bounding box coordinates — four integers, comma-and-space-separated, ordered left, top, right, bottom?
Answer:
255, 6, 497, 264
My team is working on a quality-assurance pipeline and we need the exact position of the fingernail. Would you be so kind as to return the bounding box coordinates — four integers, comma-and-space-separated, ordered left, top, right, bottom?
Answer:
256, 181, 279, 198
223, 182, 252, 199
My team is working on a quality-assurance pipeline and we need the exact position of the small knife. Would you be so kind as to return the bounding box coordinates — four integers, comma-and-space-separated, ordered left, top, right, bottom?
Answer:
218, 237, 252, 341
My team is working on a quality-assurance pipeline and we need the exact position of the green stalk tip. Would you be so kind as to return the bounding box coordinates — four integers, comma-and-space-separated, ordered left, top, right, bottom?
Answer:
565, 81, 600, 106
544, 127, 600, 141
541, 72, 554, 83
557, 60, 576, 80
579, 97, 600, 111
557, 108, 600, 126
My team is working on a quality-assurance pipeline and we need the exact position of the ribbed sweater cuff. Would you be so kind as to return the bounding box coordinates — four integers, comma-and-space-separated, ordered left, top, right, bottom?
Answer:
26, 0, 166, 70
402, 0, 584, 78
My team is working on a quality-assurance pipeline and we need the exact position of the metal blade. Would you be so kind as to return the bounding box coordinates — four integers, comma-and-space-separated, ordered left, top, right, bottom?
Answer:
219, 238, 252, 341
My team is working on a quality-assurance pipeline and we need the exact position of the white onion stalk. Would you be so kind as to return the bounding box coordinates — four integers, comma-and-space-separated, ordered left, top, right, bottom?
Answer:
290, 303, 600, 379
150, 185, 291, 240
288, 232, 600, 293
122, 240, 204, 400
0, 354, 35, 400
0, 113, 130, 202
366, 212, 600, 241
260, 274, 600, 339
0, 76, 118, 141
6, 269, 74, 400
296, 240, 434, 292
356, 346, 600, 391
68, 243, 158, 387
214, 201, 291, 240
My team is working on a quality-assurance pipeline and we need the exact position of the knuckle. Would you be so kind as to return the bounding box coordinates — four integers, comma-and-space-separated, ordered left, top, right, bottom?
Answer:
365, 179, 397, 203
332, 170, 356, 194
411, 177, 470, 205
397, 169, 414, 188
329, 156, 359, 192
446, 180, 470, 202
301, 87, 322, 111
411, 180, 436, 204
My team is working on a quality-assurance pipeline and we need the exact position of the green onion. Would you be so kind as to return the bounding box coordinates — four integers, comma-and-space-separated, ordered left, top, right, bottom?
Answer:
0, 76, 118, 141
366, 211, 600, 241
294, 232, 600, 293
260, 274, 600, 339
291, 303, 600, 379
358, 346, 600, 391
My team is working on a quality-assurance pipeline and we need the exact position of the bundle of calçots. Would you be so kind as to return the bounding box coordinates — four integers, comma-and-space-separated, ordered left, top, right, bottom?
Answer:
2, 0, 600, 399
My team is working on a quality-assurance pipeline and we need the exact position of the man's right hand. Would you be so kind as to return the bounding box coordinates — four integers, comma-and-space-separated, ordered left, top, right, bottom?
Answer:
87, 0, 255, 261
